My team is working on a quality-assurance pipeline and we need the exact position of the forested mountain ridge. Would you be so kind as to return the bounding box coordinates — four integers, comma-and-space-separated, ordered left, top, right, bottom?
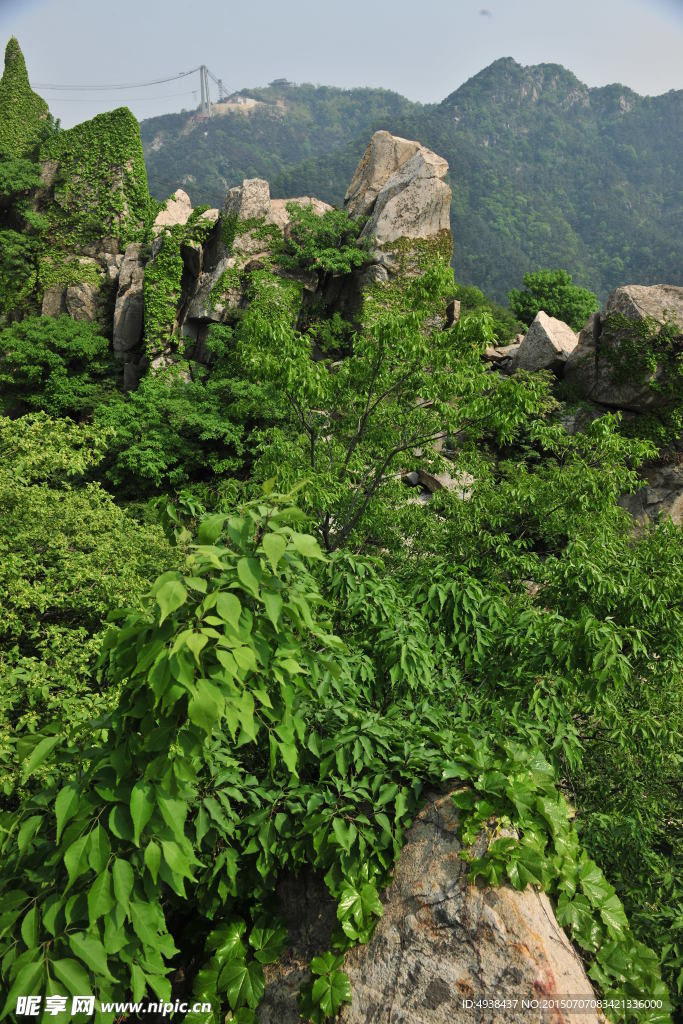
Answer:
142, 58, 683, 301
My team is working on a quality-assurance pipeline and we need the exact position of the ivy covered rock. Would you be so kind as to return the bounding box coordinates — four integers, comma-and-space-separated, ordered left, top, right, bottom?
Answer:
0, 38, 49, 156
258, 792, 603, 1024
564, 284, 683, 413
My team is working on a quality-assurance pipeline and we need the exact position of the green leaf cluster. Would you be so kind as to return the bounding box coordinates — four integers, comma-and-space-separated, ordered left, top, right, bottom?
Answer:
508, 268, 599, 331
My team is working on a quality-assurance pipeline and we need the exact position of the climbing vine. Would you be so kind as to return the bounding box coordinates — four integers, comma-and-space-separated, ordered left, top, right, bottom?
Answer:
0, 38, 49, 155
41, 107, 151, 252
142, 209, 217, 358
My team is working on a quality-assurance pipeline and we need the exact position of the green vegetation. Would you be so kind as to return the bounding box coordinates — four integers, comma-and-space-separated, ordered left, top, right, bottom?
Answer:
142, 60, 682, 301
0, 40, 151, 323
0, 413, 174, 801
0, 51, 680, 1024
508, 268, 600, 331
0, 37, 49, 155
141, 84, 417, 209
0, 316, 116, 418
41, 106, 151, 253
0, 42, 57, 321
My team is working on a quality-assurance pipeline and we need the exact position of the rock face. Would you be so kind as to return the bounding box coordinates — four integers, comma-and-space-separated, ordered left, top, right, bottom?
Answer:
64, 281, 99, 322
619, 454, 683, 525
344, 132, 426, 218
113, 243, 145, 357
513, 311, 578, 374
258, 791, 602, 1024
482, 341, 521, 375
564, 284, 683, 411
178, 180, 332, 340
343, 130, 453, 270
152, 189, 193, 234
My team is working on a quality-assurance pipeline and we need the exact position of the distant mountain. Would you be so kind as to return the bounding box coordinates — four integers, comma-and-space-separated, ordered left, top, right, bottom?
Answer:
141, 60, 683, 301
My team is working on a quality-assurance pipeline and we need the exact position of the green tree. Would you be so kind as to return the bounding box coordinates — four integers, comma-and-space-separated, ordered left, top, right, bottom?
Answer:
94, 364, 244, 496
0, 315, 116, 418
276, 203, 369, 287
508, 268, 599, 331
0, 413, 174, 800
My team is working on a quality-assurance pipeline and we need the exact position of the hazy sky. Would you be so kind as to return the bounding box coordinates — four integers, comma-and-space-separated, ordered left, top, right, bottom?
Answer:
2, 0, 682, 127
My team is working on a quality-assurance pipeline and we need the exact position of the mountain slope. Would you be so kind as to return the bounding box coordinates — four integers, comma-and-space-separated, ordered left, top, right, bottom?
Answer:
141, 83, 423, 208
141, 60, 683, 301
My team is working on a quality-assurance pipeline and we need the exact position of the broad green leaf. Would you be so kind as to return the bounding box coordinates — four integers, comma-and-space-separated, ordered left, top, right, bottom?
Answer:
290, 533, 325, 560
188, 678, 225, 734
156, 580, 188, 624
261, 533, 286, 572
263, 591, 283, 628
87, 869, 114, 925
112, 858, 134, 907
0, 960, 44, 1017
599, 894, 629, 937
219, 959, 265, 1010
216, 592, 242, 629
248, 920, 288, 964
130, 781, 155, 846
198, 514, 228, 544
311, 969, 352, 1017
20, 905, 38, 948
206, 919, 246, 963
55, 783, 80, 844
17, 815, 42, 854
237, 558, 262, 596
144, 841, 161, 884
63, 835, 89, 888
331, 818, 357, 853
131, 962, 146, 1002
21, 735, 59, 782
87, 824, 111, 873
161, 840, 196, 881
155, 791, 188, 843
579, 857, 610, 905
68, 931, 113, 979
51, 957, 91, 998
130, 901, 161, 948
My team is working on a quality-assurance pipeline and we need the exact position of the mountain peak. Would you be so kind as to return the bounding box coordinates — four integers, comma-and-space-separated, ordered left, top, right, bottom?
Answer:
441, 57, 587, 112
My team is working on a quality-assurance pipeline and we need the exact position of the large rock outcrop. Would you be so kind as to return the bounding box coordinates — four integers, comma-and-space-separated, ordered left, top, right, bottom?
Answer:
258, 791, 602, 1024
343, 130, 453, 273
113, 243, 145, 357
179, 179, 332, 339
559, 284, 683, 524
513, 311, 578, 374
152, 188, 193, 234
104, 130, 455, 377
564, 284, 683, 412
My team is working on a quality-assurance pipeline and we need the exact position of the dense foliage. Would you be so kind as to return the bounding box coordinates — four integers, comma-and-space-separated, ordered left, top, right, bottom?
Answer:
0, 413, 174, 801
508, 268, 599, 331
0, 316, 116, 418
0, 37, 49, 154
142, 60, 682, 302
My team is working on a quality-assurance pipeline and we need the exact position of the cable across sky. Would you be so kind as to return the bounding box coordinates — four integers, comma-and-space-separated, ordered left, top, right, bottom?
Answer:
30, 67, 202, 91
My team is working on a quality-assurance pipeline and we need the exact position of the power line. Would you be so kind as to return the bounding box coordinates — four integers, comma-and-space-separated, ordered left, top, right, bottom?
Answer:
39, 90, 198, 103
30, 68, 201, 92
30, 64, 230, 117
